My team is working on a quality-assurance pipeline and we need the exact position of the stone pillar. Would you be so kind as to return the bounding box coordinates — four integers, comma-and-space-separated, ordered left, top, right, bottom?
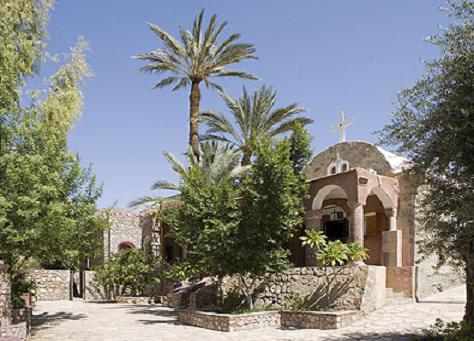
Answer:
382, 230, 402, 267
386, 208, 397, 231
350, 204, 364, 245
303, 210, 322, 266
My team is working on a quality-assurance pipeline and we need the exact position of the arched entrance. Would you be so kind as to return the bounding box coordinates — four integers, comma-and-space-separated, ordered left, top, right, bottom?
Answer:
363, 187, 394, 265
312, 185, 350, 243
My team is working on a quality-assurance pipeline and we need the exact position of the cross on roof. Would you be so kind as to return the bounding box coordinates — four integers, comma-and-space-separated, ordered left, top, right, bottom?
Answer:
330, 111, 354, 143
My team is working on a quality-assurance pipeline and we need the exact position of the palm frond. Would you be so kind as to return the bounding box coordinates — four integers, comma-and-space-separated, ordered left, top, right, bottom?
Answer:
163, 151, 187, 178
148, 23, 185, 58
151, 180, 181, 191
268, 117, 314, 137
128, 195, 163, 210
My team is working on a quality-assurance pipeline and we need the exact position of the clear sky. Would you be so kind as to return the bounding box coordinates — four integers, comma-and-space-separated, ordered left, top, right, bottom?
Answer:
42, 0, 449, 208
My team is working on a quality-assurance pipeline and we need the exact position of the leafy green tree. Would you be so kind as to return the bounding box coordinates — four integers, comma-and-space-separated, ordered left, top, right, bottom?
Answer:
228, 138, 308, 308
134, 10, 258, 159
201, 86, 313, 165
378, 0, 474, 326
0, 0, 105, 303
162, 128, 310, 309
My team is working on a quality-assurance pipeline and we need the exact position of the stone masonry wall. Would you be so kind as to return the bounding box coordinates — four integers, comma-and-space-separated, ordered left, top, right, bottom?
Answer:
30, 270, 71, 301
305, 141, 395, 179
103, 208, 141, 261
178, 310, 281, 332
251, 266, 367, 310
0, 261, 11, 327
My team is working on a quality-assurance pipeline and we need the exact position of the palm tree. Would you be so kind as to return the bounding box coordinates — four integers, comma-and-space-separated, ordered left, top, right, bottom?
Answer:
134, 10, 258, 159
129, 141, 248, 210
201, 85, 313, 165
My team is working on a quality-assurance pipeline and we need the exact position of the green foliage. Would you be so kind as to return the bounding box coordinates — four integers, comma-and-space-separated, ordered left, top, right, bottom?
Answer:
0, 0, 52, 117
0, 0, 104, 306
282, 292, 310, 311
378, 0, 474, 325
289, 121, 313, 174
201, 86, 312, 165
134, 9, 258, 92
130, 141, 248, 210
135, 9, 258, 158
11, 270, 37, 308
161, 132, 309, 308
95, 248, 160, 297
419, 319, 474, 341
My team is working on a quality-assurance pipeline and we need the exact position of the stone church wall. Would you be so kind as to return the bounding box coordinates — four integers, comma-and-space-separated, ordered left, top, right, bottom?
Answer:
103, 209, 141, 261
305, 141, 394, 179
29, 270, 71, 301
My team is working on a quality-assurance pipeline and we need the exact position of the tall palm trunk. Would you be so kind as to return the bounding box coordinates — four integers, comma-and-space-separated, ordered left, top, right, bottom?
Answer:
464, 243, 474, 327
189, 81, 201, 160
241, 146, 252, 166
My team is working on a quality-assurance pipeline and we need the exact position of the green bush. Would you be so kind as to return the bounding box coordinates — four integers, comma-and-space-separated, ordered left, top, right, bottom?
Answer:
282, 293, 310, 311
418, 319, 474, 341
95, 248, 159, 297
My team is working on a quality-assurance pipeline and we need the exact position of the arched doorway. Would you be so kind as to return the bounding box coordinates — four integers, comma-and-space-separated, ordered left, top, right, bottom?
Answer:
363, 187, 393, 265
312, 185, 350, 243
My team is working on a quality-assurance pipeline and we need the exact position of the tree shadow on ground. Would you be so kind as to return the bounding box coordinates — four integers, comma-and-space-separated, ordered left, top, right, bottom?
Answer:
103, 304, 180, 325
310, 331, 419, 341
32, 311, 87, 330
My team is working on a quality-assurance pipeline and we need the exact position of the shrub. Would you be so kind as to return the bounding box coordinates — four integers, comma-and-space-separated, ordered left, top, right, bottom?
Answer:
282, 293, 310, 311
418, 319, 474, 341
95, 248, 159, 297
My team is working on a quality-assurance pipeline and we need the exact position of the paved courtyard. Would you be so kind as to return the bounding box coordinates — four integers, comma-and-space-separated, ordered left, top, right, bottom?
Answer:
29, 286, 465, 341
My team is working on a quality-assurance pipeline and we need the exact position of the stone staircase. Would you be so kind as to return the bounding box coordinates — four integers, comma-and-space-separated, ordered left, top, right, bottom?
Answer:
384, 287, 415, 306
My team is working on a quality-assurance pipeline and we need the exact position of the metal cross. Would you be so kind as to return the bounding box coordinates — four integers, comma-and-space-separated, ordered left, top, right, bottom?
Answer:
330, 111, 354, 143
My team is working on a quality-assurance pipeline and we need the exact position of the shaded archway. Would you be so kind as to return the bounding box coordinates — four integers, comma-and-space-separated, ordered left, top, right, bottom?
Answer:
363, 187, 393, 265
312, 185, 350, 243
118, 241, 136, 252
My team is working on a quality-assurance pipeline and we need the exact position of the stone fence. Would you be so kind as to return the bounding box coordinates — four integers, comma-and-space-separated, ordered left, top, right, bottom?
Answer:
29, 270, 72, 301
0, 261, 28, 340
171, 265, 386, 314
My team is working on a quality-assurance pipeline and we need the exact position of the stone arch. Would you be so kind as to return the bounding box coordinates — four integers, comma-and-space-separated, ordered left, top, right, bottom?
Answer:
368, 186, 394, 210
118, 241, 136, 252
312, 185, 348, 210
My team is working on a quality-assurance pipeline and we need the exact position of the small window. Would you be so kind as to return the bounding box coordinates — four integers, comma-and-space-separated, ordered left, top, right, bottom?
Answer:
342, 162, 349, 172
330, 166, 337, 174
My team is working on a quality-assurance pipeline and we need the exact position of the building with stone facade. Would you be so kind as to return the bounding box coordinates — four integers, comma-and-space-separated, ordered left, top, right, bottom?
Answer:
296, 139, 461, 299
103, 139, 460, 300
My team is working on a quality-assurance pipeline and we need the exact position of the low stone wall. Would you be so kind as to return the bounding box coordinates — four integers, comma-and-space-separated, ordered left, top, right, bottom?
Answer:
0, 261, 12, 328
116, 296, 153, 304
0, 321, 27, 340
225, 266, 369, 311
12, 307, 31, 334
29, 270, 71, 301
281, 310, 359, 329
178, 310, 280, 332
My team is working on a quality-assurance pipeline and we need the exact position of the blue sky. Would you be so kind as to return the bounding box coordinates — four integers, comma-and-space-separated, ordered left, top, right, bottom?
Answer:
42, 1, 448, 208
